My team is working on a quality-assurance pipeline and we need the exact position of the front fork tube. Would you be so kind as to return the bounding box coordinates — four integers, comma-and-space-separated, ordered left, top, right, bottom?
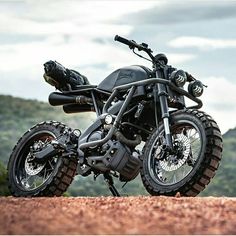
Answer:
156, 73, 173, 150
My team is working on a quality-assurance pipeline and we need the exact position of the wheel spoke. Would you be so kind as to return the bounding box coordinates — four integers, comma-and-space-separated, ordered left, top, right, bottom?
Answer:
43, 168, 47, 181
190, 137, 199, 145
17, 133, 58, 191
48, 159, 54, 169
25, 173, 32, 184
173, 172, 177, 184
33, 179, 37, 189
151, 122, 202, 186
182, 163, 189, 179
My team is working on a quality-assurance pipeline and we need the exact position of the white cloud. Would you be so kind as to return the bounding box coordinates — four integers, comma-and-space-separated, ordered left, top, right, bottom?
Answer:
0, 14, 132, 38
0, 35, 196, 76
0, 1, 158, 36
24, 1, 159, 23
0, 0, 160, 86
168, 36, 236, 50
167, 53, 196, 64
200, 77, 236, 133
0, 0, 196, 89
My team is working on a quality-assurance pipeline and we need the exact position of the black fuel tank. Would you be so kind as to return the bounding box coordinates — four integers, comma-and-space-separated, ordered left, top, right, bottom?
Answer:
97, 65, 151, 92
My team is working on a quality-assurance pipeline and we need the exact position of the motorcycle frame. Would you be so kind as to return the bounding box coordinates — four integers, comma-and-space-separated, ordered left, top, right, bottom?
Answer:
75, 72, 202, 154
48, 38, 203, 157
38, 73, 202, 164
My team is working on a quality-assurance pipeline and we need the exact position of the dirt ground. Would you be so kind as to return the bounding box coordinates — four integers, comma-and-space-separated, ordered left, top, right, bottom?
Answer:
0, 196, 236, 235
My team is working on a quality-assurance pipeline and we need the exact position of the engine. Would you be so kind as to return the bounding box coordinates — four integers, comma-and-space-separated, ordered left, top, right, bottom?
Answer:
86, 129, 141, 182
87, 131, 104, 149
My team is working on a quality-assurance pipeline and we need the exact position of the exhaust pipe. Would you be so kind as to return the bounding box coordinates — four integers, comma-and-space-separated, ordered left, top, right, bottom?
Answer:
49, 92, 92, 106
63, 104, 95, 113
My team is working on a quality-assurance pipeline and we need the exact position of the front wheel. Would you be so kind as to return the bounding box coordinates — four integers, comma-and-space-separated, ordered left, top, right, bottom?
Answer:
140, 109, 223, 196
7, 121, 78, 197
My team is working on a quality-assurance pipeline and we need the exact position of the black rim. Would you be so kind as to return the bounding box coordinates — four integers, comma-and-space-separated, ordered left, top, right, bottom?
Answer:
148, 120, 203, 186
13, 131, 59, 191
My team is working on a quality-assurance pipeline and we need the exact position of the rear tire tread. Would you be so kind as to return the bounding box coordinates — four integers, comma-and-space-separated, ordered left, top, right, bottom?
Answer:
7, 121, 78, 197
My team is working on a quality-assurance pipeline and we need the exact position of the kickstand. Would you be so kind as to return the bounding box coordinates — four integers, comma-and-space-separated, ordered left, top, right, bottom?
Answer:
103, 172, 120, 197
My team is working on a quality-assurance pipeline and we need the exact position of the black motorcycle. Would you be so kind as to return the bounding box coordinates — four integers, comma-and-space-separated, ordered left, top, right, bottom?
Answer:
7, 35, 223, 197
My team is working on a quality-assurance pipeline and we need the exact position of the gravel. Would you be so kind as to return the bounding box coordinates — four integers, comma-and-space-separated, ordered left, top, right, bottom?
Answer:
0, 196, 236, 234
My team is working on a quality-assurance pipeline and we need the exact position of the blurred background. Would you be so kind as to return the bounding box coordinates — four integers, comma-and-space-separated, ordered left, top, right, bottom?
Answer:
0, 0, 236, 197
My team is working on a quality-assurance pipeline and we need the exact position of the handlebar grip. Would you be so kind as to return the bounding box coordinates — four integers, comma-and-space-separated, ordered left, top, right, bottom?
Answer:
114, 35, 135, 48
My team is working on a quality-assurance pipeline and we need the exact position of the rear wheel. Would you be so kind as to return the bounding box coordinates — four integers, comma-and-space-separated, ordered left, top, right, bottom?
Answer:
140, 109, 223, 196
7, 121, 78, 197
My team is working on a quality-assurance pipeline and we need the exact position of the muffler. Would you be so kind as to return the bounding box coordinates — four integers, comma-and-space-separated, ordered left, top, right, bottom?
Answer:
49, 92, 92, 106
63, 104, 95, 113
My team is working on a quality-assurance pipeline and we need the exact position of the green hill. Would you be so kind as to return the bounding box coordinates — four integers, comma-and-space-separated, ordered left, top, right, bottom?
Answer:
0, 94, 236, 196
0, 95, 95, 165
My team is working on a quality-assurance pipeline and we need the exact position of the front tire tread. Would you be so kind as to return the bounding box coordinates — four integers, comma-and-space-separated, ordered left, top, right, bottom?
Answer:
140, 109, 223, 197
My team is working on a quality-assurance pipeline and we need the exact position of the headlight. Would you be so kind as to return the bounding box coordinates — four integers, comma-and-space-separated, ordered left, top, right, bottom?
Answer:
188, 80, 204, 97
170, 70, 187, 87
104, 114, 113, 124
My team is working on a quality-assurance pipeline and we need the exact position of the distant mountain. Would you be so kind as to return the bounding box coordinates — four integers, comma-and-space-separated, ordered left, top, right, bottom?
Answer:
223, 128, 236, 139
0, 94, 235, 196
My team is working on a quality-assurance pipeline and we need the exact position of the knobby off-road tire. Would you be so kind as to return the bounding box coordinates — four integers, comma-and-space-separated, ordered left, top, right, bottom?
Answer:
140, 109, 223, 196
7, 121, 78, 197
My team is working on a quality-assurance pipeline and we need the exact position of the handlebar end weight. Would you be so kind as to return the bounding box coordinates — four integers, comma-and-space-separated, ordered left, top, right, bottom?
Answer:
114, 35, 119, 41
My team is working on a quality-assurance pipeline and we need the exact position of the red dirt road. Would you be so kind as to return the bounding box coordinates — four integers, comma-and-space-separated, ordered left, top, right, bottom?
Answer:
0, 196, 236, 235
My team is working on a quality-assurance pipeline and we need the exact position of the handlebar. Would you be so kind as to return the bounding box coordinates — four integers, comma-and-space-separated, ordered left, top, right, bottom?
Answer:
114, 35, 136, 48
114, 35, 154, 60
114, 35, 203, 88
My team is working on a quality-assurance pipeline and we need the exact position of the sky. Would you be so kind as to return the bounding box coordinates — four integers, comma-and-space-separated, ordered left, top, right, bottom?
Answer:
0, 0, 236, 133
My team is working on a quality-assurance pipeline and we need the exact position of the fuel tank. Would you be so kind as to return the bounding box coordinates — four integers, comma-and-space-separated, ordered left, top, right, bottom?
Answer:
97, 65, 152, 92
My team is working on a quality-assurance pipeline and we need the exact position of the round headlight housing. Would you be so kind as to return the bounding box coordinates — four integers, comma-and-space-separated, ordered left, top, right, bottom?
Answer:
170, 70, 187, 87
188, 80, 204, 97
